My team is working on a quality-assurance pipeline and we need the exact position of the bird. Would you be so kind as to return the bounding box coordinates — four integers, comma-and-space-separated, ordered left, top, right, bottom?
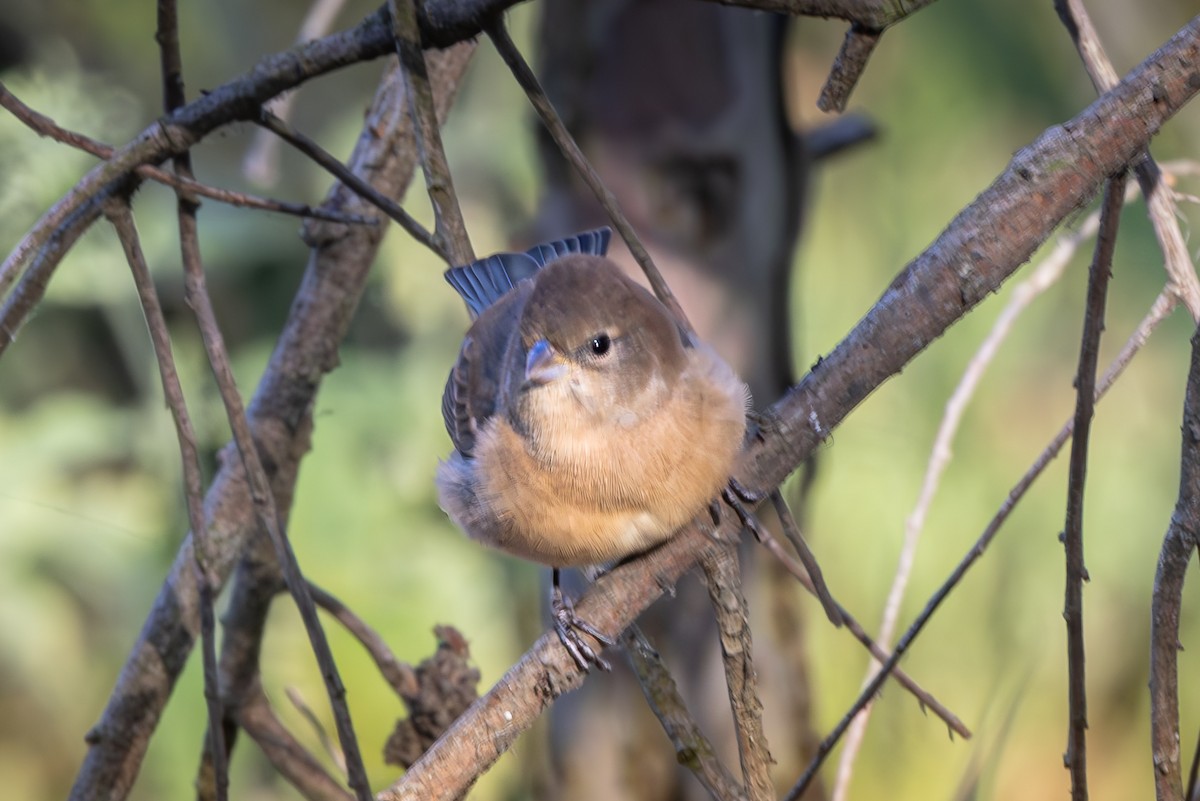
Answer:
437, 228, 750, 668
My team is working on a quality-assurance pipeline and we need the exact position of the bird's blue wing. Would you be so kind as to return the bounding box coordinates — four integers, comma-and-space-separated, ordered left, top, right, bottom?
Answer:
443, 227, 613, 318
444, 252, 540, 319
524, 227, 612, 267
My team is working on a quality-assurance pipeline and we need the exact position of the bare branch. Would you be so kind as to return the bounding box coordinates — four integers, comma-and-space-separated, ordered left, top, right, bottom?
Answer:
103, 196, 228, 801
833, 177, 1139, 801
309, 582, 419, 699
625, 625, 749, 801
485, 20, 694, 334
256, 109, 444, 260
1, 86, 372, 224
243, 0, 352, 186
176, 95, 374, 801
757, 526, 970, 738
701, 547, 773, 801
239, 687, 354, 801
1150, 327, 1200, 801
151, 4, 230, 796
68, 43, 478, 801
1055, 0, 1200, 320
1062, 172, 1126, 800
391, 0, 474, 264
769, 491, 842, 626
817, 25, 881, 113
0, 0, 518, 348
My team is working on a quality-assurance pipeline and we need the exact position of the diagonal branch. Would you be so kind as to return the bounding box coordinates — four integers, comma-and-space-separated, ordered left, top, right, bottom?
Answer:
626, 625, 749, 801
757, 525, 970, 738
391, 0, 474, 265
0, 85, 376, 226
255, 108, 444, 259
486, 20, 694, 334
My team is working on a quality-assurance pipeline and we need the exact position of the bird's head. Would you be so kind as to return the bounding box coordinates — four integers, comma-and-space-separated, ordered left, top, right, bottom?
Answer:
516, 255, 687, 426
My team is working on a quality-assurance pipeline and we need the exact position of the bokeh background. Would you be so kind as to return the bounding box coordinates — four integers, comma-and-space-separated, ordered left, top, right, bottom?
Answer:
3, 1, 1200, 799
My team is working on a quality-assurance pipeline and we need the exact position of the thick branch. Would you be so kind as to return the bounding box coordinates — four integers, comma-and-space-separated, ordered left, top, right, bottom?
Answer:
380, 17, 1200, 800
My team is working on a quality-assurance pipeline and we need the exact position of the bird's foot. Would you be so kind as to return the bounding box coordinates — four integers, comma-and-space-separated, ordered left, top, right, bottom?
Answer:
721, 481, 769, 543
551, 579, 614, 672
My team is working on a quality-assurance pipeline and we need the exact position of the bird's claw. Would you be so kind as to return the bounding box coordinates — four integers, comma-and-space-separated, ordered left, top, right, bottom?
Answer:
726, 476, 764, 504
721, 482, 769, 544
552, 586, 614, 672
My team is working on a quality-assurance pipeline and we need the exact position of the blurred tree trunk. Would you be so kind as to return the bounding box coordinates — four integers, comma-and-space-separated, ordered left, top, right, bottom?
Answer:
528, 2, 821, 798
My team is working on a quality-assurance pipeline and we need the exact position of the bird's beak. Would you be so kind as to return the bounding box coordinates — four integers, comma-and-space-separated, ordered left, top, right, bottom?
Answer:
525, 339, 567, 386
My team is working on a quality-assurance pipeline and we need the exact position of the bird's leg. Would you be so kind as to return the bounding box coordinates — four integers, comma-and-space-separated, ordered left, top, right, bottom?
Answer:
551, 567, 614, 672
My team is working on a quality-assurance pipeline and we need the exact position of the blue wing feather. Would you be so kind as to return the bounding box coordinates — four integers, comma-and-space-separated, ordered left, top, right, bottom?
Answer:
443, 227, 613, 318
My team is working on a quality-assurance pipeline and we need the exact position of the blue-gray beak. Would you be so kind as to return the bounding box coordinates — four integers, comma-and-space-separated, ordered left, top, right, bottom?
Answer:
525, 339, 567, 386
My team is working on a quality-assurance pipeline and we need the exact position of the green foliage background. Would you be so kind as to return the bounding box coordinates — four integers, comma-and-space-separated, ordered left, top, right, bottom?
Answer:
2, 1, 1200, 799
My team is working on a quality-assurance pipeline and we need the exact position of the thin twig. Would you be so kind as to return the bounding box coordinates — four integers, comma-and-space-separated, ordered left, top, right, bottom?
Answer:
168, 102, 375, 801
1149, 328, 1200, 801
308, 581, 419, 699
105, 196, 228, 800
151, 5, 230, 799
770, 491, 842, 626
756, 522, 971, 738
485, 19, 694, 334
256, 109, 446, 260
1055, 0, 1200, 321
243, 0, 351, 185
700, 547, 773, 801
625, 626, 750, 801
817, 25, 881, 113
177, 219, 376, 801
832, 180, 1136, 800
68, 42, 478, 801
783, 282, 1174, 801
286, 686, 348, 776
390, 0, 473, 265
0, 86, 374, 224
1063, 172, 1126, 800
238, 688, 355, 801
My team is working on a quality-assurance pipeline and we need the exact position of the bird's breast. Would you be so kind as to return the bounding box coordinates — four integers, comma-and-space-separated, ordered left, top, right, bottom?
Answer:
464, 345, 748, 567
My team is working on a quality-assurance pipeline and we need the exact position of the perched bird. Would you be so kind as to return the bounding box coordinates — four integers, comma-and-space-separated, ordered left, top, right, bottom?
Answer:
437, 228, 749, 667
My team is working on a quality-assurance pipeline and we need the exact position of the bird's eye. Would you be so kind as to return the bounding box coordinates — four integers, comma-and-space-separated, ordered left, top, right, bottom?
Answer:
589, 333, 612, 357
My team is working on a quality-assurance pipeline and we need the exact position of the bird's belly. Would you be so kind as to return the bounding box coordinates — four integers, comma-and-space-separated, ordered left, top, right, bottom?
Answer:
495, 503, 673, 567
